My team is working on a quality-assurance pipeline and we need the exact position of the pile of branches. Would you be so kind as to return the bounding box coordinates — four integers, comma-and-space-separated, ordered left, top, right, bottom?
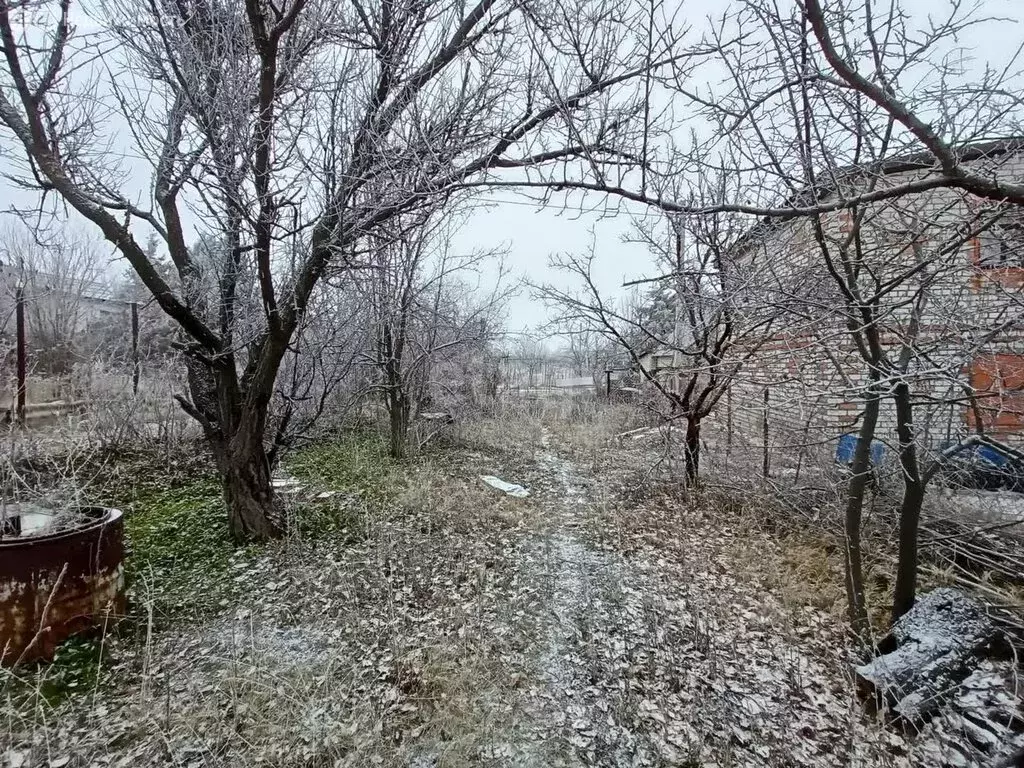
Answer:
920, 513, 1024, 648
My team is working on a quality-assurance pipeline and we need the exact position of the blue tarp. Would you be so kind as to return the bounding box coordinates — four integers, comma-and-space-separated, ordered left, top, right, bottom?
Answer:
835, 434, 885, 465
940, 440, 1024, 492
947, 441, 1011, 467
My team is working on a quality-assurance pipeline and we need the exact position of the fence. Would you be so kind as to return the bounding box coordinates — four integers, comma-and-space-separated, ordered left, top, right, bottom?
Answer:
1, 278, 163, 428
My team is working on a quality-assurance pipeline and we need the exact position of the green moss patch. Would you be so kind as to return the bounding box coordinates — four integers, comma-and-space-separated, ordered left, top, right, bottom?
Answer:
288, 430, 398, 502
3, 434, 403, 709
121, 477, 260, 624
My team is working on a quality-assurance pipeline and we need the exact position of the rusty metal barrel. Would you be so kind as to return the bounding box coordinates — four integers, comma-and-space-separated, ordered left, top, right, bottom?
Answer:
0, 506, 125, 665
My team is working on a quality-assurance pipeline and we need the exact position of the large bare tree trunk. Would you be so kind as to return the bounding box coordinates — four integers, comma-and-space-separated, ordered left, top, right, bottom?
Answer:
388, 388, 410, 460
845, 384, 881, 639
182, 358, 281, 541
892, 380, 925, 622
381, 318, 411, 460
217, 428, 280, 541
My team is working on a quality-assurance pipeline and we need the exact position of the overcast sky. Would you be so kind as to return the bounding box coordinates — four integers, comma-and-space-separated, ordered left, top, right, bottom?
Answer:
449, 196, 658, 339
2, 0, 1023, 341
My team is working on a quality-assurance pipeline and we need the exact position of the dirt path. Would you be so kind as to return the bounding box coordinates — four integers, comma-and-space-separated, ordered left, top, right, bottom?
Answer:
505, 428, 656, 765
481, 424, 903, 768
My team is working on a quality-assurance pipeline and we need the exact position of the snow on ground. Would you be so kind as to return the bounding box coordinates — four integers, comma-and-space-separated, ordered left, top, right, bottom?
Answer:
3, 414, 960, 767
493, 428, 906, 768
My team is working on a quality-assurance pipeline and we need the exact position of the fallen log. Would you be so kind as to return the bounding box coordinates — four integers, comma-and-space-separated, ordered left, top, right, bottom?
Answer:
856, 588, 1002, 723
855, 588, 1024, 766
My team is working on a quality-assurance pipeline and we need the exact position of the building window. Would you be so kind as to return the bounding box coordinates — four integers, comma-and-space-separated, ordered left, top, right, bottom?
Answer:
976, 213, 1024, 269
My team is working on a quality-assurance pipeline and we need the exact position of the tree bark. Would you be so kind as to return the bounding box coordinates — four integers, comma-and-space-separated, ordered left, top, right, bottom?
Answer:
388, 387, 410, 460
385, 376, 409, 460
180, 356, 282, 542
683, 417, 701, 486
892, 380, 925, 622
217, 431, 280, 542
845, 383, 880, 639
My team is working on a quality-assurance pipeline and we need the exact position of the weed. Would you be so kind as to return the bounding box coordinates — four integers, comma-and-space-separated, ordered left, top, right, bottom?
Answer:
121, 477, 258, 624
36, 635, 108, 702
1, 436, 395, 714
289, 430, 397, 502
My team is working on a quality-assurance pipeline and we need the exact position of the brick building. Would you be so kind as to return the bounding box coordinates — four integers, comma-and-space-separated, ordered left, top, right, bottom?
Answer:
724, 139, 1024, 461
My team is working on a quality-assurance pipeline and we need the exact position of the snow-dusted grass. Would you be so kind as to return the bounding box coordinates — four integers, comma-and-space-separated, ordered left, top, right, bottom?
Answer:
2, 406, 933, 767
1, 432, 540, 766
543, 427, 907, 767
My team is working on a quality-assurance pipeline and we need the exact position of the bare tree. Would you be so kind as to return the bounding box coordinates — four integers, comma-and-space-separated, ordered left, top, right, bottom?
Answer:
356, 207, 507, 459
792, 0, 1024, 624
476, 0, 1024, 223
691, 0, 1024, 632
539, 211, 777, 484
0, 225, 111, 376
0, 0, 690, 539
810, 199, 1024, 627
558, 318, 604, 387
511, 336, 551, 391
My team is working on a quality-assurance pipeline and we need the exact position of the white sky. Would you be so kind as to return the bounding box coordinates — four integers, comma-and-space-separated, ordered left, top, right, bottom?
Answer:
452, 0, 1024, 335
1, 0, 1022, 338
450, 195, 659, 337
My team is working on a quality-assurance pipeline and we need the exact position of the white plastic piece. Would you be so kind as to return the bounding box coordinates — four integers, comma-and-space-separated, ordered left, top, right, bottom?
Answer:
480, 475, 530, 498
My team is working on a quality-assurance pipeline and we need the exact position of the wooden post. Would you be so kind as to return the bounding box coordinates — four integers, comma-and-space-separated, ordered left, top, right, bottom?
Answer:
605, 369, 613, 401
15, 284, 26, 426
131, 301, 140, 395
762, 387, 770, 479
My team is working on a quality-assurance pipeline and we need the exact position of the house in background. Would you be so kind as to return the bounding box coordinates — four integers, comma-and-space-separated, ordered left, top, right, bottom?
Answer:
0, 260, 122, 383
0, 261, 120, 338
724, 139, 1024, 459
635, 347, 690, 395
636, 347, 680, 376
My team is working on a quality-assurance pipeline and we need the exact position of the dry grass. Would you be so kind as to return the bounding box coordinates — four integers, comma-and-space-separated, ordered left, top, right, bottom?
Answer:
2, 424, 557, 767
6, 398, 1002, 767
688, 485, 897, 636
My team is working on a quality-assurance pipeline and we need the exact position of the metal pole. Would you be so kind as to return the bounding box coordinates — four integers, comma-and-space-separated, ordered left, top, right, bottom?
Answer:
131, 301, 140, 395
726, 385, 733, 457
15, 284, 26, 426
762, 387, 770, 479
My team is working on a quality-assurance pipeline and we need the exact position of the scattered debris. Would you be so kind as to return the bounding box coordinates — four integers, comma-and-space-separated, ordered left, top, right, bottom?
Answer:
479, 474, 530, 498
856, 588, 1024, 766
271, 474, 304, 494
614, 424, 671, 442
418, 412, 454, 423
856, 588, 1002, 722
6, 415, 1001, 767
615, 424, 657, 441
912, 659, 1024, 767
